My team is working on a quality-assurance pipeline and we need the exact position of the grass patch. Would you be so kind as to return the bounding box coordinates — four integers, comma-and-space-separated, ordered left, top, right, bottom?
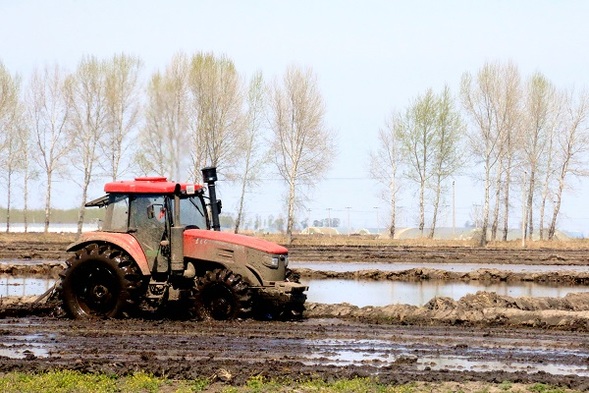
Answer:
0, 372, 583, 393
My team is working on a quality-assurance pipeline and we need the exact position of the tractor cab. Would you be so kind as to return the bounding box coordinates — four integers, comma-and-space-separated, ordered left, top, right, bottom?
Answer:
87, 178, 209, 273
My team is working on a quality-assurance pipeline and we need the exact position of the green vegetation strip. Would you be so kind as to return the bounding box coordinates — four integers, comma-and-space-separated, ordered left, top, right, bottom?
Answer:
0, 371, 580, 393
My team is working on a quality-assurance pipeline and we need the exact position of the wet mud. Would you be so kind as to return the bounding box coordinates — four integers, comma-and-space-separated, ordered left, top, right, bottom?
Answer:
1, 240, 589, 387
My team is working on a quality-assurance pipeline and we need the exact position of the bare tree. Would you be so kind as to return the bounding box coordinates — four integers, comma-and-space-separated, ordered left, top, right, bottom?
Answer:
548, 89, 589, 239
370, 112, 402, 238
27, 65, 71, 233
187, 52, 244, 180
497, 64, 522, 241
19, 122, 36, 233
521, 73, 557, 240
0, 63, 23, 232
394, 87, 463, 238
460, 62, 517, 245
268, 65, 335, 243
136, 53, 190, 180
66, 56, 109, 234
429, 86, 464, 238
101, 53, 142, 180
234, 71, 266, 233
396, 89, 437, 235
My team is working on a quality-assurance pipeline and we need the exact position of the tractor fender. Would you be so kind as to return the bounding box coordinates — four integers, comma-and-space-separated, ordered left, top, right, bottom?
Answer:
66, 232, 151, 276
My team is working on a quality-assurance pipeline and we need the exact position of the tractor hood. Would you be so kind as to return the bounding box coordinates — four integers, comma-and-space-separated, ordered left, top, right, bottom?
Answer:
183, 229, 288, 255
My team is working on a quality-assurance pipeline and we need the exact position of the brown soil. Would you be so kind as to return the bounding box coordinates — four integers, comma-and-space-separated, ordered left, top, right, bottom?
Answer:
1, 234, 589, 388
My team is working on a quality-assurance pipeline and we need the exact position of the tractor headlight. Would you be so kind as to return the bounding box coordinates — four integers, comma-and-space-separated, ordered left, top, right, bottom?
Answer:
267, 255, 288, 269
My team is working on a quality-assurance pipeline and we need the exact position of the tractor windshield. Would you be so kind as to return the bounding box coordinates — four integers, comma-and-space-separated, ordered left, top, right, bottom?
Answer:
178, 196, 208, 229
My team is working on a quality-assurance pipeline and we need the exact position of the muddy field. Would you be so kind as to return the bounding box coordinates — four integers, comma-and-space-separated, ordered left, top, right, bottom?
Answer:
1, 235, 589, 388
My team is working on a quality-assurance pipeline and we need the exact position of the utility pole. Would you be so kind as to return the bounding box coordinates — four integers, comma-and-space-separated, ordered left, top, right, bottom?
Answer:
452, 180, 456, 237
346, 206, 351, 236
373, 206, 379, 233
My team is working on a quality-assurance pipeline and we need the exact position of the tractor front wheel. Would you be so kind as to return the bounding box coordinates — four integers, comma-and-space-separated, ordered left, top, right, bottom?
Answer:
58, 243, 144, 319
194, 269, 252, 320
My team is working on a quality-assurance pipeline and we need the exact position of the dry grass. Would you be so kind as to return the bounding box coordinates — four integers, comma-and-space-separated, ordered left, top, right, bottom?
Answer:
259, 233, 589, 249
0, 232, 77, 244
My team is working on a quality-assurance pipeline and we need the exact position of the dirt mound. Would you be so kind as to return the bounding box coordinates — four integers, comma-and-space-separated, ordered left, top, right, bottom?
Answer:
305, 291, 589, 331
0, 262, 64, 277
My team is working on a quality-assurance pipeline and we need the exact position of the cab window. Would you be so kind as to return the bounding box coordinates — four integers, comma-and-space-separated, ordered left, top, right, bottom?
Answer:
179, 196, 207, 229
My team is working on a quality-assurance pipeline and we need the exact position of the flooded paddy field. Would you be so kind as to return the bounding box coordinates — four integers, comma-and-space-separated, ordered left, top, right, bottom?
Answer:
1, 237, 589, 388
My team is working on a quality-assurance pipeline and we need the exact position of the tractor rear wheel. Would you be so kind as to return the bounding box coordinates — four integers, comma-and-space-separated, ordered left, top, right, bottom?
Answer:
194, 269, 252, 320
58, 243, 144, 319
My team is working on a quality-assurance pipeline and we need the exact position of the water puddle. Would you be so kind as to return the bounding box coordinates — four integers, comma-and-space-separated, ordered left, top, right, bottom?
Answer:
291, 261, 589, 273
417, 356, 589, 377
2, 272, 588, 308
303, 338, 589, 377
0, 276, 56, 297
0, 334, 51, 359
302, 278, 589, 306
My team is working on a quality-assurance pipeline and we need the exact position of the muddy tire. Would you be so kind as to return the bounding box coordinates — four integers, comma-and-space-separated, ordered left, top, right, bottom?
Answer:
194, 269, 252, 320
58, 243, 144, 319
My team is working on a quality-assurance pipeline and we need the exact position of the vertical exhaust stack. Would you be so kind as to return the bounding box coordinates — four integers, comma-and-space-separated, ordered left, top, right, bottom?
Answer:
170, 184, 184, 274
202, 166, 221, 231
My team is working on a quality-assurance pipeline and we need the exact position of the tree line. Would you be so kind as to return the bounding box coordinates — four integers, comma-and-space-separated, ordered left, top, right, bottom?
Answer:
371, 61, 589, 245
1, 56, 587, 244
0, 53, 334, 241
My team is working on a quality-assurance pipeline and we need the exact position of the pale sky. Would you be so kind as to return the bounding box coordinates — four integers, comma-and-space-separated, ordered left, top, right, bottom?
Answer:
2, 1, 589, 234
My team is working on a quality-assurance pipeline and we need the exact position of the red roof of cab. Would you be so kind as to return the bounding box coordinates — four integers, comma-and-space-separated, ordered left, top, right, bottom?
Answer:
104, 177, 204, 194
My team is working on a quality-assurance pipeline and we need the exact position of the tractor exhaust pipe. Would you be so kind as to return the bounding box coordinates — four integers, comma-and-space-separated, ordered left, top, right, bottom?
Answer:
202, 166, 221, 231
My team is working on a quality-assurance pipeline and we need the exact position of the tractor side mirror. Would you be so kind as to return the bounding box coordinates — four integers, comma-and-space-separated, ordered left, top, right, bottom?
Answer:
216, 199, 222, 214
147, 204, 155, 219
147, 203, 165, 221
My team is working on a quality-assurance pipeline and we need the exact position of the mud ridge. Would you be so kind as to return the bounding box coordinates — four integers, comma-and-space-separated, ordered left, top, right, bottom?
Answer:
3, 291, 589, 332
296, 267, 589, 284
0, 262, 64, 277
306, 291, 589, 331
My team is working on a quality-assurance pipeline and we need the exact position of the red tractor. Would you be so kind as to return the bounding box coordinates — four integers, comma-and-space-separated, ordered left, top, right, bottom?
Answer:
54, 167, 307, 320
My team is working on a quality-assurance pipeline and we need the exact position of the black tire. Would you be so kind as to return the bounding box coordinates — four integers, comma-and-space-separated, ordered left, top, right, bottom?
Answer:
58, 243, 144, 319
194, 269, 252, 320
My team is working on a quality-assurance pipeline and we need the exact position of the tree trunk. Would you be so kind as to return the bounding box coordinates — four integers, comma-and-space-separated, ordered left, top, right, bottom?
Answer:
501, 161, 512, 241
428, 177, 442, 239
234, 143, 253, 234
480, 162, 491, 246
286, 178, 296, 244
418, 178, 425, 236
5, 169, 11, 233
491, 166, 502, 241
526, 170, 535, 240
24, 167, 29, 233
77, 172, 91, 235
44, 171, 52, 234
389, 178, 396, 239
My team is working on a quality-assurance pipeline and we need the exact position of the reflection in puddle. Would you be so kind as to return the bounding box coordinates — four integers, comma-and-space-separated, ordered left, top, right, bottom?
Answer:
0, 276, 56, 297
0, 334, 51, 359
303, 338, 589, 377
302, 278, 589, 307
3, 274, 589, 309
417, 356, 589, 377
